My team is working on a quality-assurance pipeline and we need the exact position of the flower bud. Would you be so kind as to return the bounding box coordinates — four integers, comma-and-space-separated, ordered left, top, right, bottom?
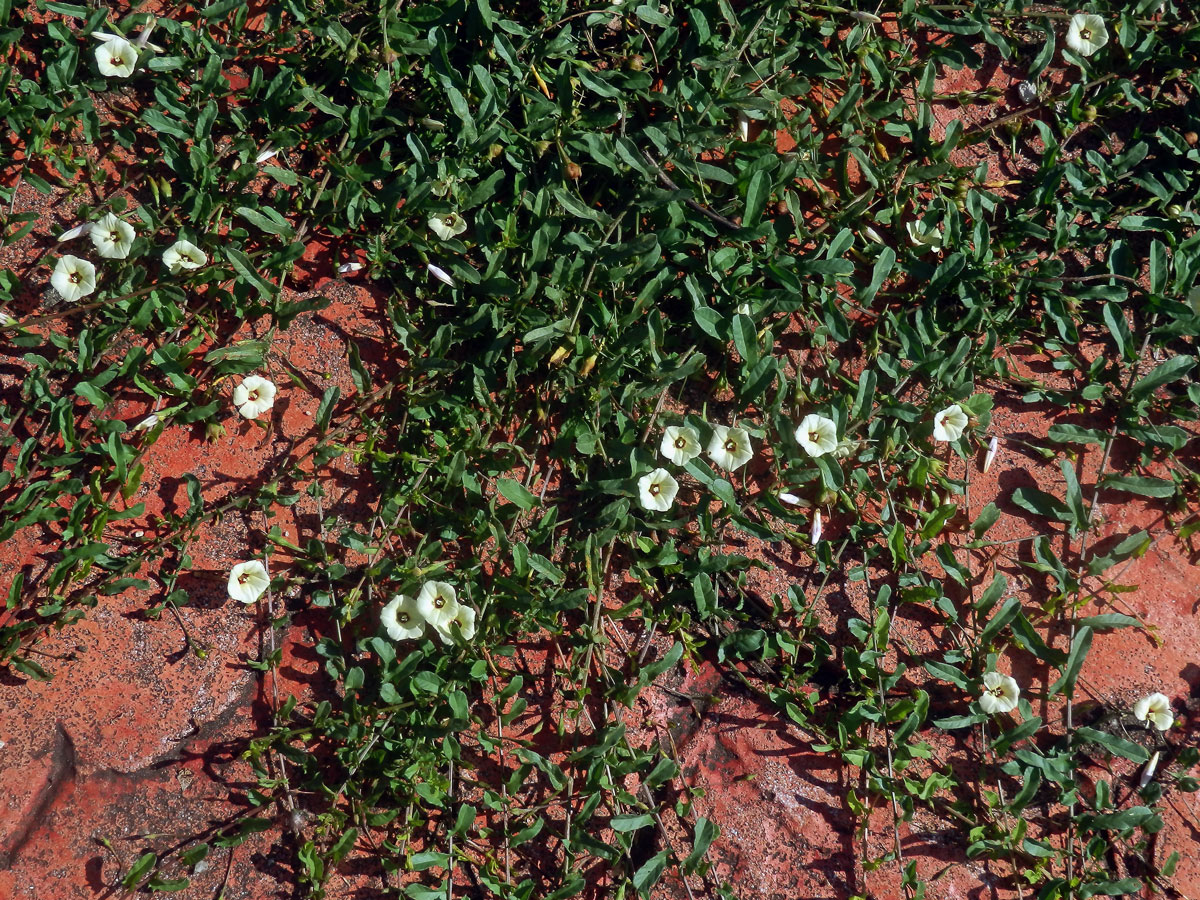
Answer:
565, 161, 582, 180
549, 345, 570, 366
206, 423, 226, 442
487, 143, 504, 160
578, 354, 597, 377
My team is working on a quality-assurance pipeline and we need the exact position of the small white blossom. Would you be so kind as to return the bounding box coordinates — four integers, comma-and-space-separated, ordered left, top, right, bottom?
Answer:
861, 225, 885, 244
795, 414, 839, 457
90, 213, 135, 260
95, 36, 138, 77
381, 594, 425, 641
1133, 692, 1173, 731
736, 303, 751, 315
428, 263, 456, 286
932, 404, 969, 442
907, 219, 944, 252
163, 239, 208, 274
232, 375, 277, 419
979, 671, 1020, 715
338, 262, 363, 274
982, 435, 999, 473
57, 223, 92, 242
638, 468, 679, 512
428, 212, 467, 241
1065, 14, 1108, 58
706, 425, 753, 471
850, 10, 882, 24
51, 255, 97, 303
660, 425, 701, 466
256, 146, 279, 164
811, 510, 823, 544
416, 581, 460, 631
436, 604, 477, 644
133, 413, 159, 431
777, 491, 802, 506
228, 560, 270, 604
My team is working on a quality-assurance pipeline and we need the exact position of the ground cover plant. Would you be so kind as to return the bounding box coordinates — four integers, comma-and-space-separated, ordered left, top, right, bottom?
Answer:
2, 0, 1200, 897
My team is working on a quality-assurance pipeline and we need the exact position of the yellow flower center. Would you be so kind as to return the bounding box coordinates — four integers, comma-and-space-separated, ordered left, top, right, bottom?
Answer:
111, 56, 123, 66
238, 573, 249, 584
725, 439, 737, 452
69, 272, 80, 284
809, 431, 819, 443
398, 613, 409, 624
434, 596, 445, 608
648, 483, 660, 495
674, 437, 687, 449
109, 230, 120, 242
248, 390, 259, 401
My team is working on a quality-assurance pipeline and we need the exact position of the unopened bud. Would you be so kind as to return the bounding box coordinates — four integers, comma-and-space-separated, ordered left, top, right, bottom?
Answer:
548, 345, 570, 366
850, 10, 882, 24
58, 223, 92, 242
427, 263, 455, 286
982, 436, 999, 473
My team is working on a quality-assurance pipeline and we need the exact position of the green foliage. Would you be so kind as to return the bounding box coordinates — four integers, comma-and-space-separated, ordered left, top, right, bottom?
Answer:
2, 0, 1199, 897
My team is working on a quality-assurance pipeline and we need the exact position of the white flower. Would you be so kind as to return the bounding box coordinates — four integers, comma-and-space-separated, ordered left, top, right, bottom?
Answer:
338, 262, 363, 274
638, 468, 679, 512
133, 413, 159, 431
256, 146, 278, 164
95, 36, 138, 77
90, 213, 135, 260
0, 312, 15, 327
380, 594, 425, 641
435, 604, 477, 644
811, 510, 823, 544
907, 219, 944, 252
416, 581, 460, 631
660, 425, 701, 466
50, 255, 97, 303
1133, 692, 1173, 731
777, 491, 802, 506
932, 404, 969, 442
428, 263, 456, 286
794, 414, 839, 457
428, 212, 467, 241
232, 375, 276, 419
982, 435, 999, 473
1065, 14, 1108, 58
978, 671, 1020, 715
57, 223, 92, 242
162, 239, 208, 274
736, 303, 751, 315
706, 425, 753, 471
228, 560, 270, 604
861, 225, 884, 244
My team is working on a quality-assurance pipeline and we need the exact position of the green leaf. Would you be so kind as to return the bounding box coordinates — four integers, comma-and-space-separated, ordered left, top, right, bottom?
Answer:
743, 170, 769, 224
123, 852, 157, 889
1048, 626, 1092, 697
1130, 354, 1195, 401
496, 478, 536, 510
226, 247, 279, 299
610, 813, 655, 832
1100, 475, 1175, 498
